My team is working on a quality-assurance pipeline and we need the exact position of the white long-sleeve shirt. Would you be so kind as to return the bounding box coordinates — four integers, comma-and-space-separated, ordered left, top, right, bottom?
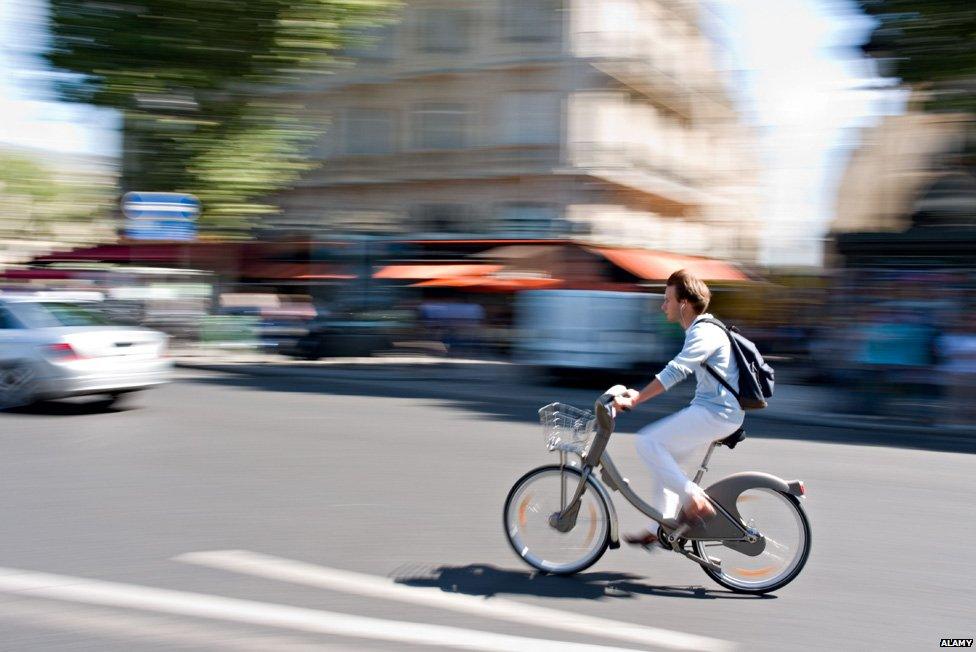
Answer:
655, 313, 744, 418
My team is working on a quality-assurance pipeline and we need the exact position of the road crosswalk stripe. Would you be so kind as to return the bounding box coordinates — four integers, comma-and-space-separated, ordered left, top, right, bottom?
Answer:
0, 598, 352, 651
0, 566, 654, 652
176, 549, 734, 652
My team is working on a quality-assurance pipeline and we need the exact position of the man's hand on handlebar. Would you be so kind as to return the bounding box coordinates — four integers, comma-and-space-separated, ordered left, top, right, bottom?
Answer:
612, 388, 641, 412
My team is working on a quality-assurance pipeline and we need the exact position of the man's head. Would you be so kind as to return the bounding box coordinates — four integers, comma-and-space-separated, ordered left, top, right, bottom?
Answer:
663, 269, 710, 323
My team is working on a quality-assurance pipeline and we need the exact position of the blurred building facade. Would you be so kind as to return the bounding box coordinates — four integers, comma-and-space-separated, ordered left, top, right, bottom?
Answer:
832, 111, 973, 235
273, 0, 762, 263
829, 110, 976, 269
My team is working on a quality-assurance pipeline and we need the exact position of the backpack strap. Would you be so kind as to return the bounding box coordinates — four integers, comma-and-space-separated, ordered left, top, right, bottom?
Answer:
704, 363, 740, 398
697, 317, 727, 331
695, 317, 740, 399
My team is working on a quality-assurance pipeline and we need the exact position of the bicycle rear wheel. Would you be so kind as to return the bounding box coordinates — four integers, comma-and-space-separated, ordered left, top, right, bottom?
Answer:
503, 465, 610, 575
693, 488, 810, 594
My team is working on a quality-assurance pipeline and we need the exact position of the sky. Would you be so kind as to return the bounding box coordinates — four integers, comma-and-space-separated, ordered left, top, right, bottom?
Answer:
710, 0, 906, 266
0, 0, 120, 158
0, 0, 904, 267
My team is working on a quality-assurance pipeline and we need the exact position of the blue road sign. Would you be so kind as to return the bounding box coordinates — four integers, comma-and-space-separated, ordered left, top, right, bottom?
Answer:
122, 192, 200, 241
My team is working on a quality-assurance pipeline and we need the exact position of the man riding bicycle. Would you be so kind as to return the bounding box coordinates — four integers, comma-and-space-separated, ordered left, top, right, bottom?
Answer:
612, 269, 744, 547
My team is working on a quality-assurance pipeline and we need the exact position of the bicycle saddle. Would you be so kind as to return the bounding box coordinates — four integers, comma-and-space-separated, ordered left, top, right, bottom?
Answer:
719, 427, 746, 449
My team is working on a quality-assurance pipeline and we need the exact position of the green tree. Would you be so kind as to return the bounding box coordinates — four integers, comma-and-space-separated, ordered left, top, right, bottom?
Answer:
0, 154, 58, 204
0, 151, 115, 242
45, 0, 398, 235
860, 0, 976, 112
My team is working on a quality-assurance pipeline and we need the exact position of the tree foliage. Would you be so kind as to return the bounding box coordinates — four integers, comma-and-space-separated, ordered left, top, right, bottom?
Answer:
0, 155, 57, 203
45, 0, 398, 235
0, 151, 116, 242
860, 0, 976, 112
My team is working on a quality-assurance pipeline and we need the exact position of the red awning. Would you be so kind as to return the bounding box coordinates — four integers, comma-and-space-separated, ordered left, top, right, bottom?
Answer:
34, 243, 189, 264
0, 268, 77, 280
588, 247, 749, 282
242, 262, 355, 280
373, 264, 502, 280
411, 276, 562, 292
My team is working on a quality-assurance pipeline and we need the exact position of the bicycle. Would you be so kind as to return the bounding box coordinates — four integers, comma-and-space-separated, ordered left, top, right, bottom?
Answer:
503, 386, 811, 594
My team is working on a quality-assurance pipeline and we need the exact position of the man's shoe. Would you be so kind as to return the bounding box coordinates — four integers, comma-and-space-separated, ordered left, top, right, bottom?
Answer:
624, 531, 659, 547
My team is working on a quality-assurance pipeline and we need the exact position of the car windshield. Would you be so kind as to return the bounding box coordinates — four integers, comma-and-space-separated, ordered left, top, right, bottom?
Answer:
8, 302, 112, 328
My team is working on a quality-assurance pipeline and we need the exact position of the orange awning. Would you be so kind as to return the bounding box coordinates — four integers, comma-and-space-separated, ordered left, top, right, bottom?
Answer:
243, 263, 355, 280
373, 263, 502, 280
411, 276, 562, 292
588, 247, 749, 282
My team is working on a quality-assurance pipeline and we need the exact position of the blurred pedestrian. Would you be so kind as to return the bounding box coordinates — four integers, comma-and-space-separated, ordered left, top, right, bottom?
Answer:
937, 314, 976, 428
419, 300, 485, 356
852, 304, 936, 417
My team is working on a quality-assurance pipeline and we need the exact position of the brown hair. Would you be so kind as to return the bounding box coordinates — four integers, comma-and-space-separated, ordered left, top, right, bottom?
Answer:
667, 269, 710, 314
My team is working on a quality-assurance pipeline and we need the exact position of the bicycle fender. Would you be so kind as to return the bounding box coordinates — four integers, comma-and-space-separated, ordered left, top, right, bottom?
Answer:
694, 472, 797, 556
589, 473, 621, 549
707, 471, 793, 504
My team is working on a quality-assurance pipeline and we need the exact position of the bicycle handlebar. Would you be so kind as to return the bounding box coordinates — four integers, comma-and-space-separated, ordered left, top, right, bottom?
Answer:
584, 385, 629, 467
596, 384, 630, 422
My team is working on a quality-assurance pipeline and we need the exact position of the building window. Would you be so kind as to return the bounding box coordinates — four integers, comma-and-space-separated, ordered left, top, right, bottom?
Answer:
343, 108, 395, 155
412, 103, 467, 150
499, 92, 561, 145
342, 24, 396, 61
500, 0, 562, 42
495, 203, 563, 236
328, 209, 401, 234
409, 204, 476, 234
418, 9, 470, 52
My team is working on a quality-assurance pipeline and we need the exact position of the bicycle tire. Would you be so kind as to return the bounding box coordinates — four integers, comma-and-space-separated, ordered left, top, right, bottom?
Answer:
503, 465, 611, 575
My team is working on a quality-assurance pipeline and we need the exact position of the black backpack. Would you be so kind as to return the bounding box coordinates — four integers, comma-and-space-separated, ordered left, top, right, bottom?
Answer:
699, 318, 775, 410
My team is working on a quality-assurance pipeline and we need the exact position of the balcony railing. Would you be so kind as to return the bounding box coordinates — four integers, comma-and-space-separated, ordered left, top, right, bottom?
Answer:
572, 31, 706, 115
566, 142, 710, 206
300, 145, 562, 186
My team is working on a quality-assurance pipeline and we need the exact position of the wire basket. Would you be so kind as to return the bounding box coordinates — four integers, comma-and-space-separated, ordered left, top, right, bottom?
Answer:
538, 402, 596, 450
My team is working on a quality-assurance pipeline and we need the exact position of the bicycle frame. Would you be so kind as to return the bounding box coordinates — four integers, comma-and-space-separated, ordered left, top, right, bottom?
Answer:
521, 390, 808, 583
555, 439, 751, 543
551, 393, 756, 556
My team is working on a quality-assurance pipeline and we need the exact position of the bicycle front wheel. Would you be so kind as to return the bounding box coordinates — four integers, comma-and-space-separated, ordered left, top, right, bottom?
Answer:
503, 465, 610, 575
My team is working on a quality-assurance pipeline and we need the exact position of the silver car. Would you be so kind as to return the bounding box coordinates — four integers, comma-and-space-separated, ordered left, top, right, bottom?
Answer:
0, 296, 171, 409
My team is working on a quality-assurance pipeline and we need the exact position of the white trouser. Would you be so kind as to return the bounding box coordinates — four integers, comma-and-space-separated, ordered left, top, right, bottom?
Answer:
635, 405, 744, 532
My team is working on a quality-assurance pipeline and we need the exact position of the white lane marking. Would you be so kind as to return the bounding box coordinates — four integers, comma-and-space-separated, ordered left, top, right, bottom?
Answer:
176, 550, 735, 652
0, 598, 347, 652
0, 566, 650, 652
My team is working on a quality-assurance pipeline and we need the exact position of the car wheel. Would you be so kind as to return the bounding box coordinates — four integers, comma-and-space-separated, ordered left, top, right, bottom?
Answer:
0, 362, 39, 410
98, 391, 139, 410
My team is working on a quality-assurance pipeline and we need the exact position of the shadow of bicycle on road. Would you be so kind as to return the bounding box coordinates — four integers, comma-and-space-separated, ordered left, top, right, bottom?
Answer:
392, 563, 774, 601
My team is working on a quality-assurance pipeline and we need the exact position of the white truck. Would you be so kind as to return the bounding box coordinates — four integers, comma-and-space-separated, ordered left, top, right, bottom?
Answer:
513, 290, 680, 372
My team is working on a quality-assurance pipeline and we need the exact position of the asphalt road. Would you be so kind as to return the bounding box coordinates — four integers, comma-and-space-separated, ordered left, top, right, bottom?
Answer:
0, 370, 973, 651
